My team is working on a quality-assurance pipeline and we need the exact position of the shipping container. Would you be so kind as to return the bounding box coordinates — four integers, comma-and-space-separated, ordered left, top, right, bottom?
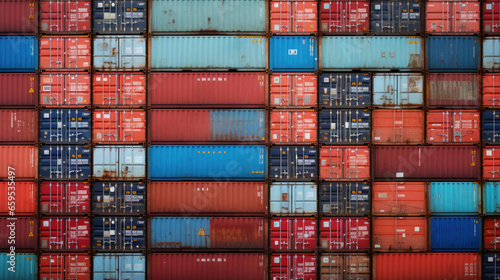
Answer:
0, 217, 36, 250
149, 253, 266, 280
39, 36, 91, 70
150, 72, 267, 108
372, 146, 480, 180
319, 146, 370, 181
319, 109, 370, 144
94, 36, 146, 70
40, 108, 91, 143
270, 110, 317, 144
93, 110, 146, 143
0, 182, 36, 215
270, 1, 317, 34
0, 0, 37, 34
372, 73, 423, 108
372, 217, 427, 252
484, 253, 500, 280
429, 182, 479, 215
150, 36, 266, 71
0, 36, 38, 72
39, 182, 90, 215
40, 72, 91, 107
483, 37, 500, 71
93, 146, 145, 179
430, 216, 481, 252
426, 36, 479, 72
320, 217, 370, 250
270, 182, 317, 215
484, 147, 500, 180
93, 217, 145, 250
371, 0, 421, 34
270, 36, 318, 71
483, 110, 500, 144
484, 182, 500, 215
0, 109, 36, 143
271, 73, 317, 107
321, 36, 422, 71
92, 182, 145, 214
0, 146, 37, 180
270, 217, 317, 250
150, 217, 265, 249
151, 0, 265, 33
426, 1, 480, 34
319, 1, 369, 34
484, 218, 500, 250
151, 109, 265, 143
0, 253, 36, 280
374, 253, 480, 280
320, 253, 371, 280
319, 182, 370, 216
93, 253, 145, 280
484, 74, 500, 107
40, 0, 91, 33
270, 146, 317, 180
149, 145, 266, 181
426, 110, 480, 144
39, 253, 90, 280
270, 253, 317, 280
372, 182, 426, 216
484, 1, 500, 34
427, 73, 480, 108
93, 72, 146, 107
39, 217, 90, 250
148, 182, 267, 215
372, 109, 424, 144
319, 73, 371, 108
93, 0, 147, 33
39, 145, 91, 180
0, 73, 37, 107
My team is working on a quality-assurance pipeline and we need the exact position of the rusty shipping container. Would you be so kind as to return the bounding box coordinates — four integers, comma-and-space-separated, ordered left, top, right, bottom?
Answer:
427, 73, 480, 108
484, 1, 500, 34
270, 217, 317, 250
0, 0, 37, 34
271, 253, 317, 280
372, 182, 426, 216
0, 217, 37, 250
484, 217, 500, 251
320, 1, 369, 34
40, 72, 91, 107
320, 217, 371, 250
0, 146, 37, 180
39, 217, 90, 250
320, 253, 371, 280
271, 73, 317, 107
320, 146, 370, 181
40, 0, 91, 33
426, 110, 480, 144
270, 1, 318, 34
39, 36, 91, 70
39, 253, 90, 280
0, 109, 36, 143
484, 74, 500, 108
0, 73, 37, 107
0, 182, 36, 215
372, 217, 427, 252
426, 1, 480, 34
372, 109, 425, 144
93, 72, 146, 107
270, 110, 317, 144
93, 110, 146, 143
372, 73, 424, 108
39, 182, 90, 215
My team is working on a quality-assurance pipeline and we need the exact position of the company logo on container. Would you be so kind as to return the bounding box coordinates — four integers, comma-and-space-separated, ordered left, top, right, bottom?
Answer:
288, 49, 297, 55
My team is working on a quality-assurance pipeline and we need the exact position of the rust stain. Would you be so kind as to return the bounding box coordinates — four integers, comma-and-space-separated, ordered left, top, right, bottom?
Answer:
407, 54, 421, 70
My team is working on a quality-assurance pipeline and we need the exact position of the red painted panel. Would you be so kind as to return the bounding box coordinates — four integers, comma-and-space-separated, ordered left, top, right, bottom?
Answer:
484, 217, 500, 250
40, 0, 91, 33
372, 217, 427, 251
0, 0, 37, 33
484, 146, 500, 180
93, 72, 146, 107
39, 36, 91, 70
426, 1, 480, 34
270, 1, 318, 34
40, 72, 91, 107
319, 146, 370, 181
0, 182, 36, 215
270, 73, 317, 107
270, 218, 317, 250
0, 146, 37, 180
0, 73, 37, 107
39, 217, 91, 250
372, 182, 426, 216
483, 74, 500, 107
484, 1, 500, 34
270, 110, 317, 144
426, 110, 480, 144
270, 253, 317, 280
320, 1, 369, 34
0, 217, 37, 250
427, 73, 480, 108
39, 182, 90, 215
39, 253, 91, 280
93, 110, 146, 143
320, 217, 370, 250
209, 218, 266, 249
0, 109, 37, 143
320, 253, 371, 280
372, 109, 425, 144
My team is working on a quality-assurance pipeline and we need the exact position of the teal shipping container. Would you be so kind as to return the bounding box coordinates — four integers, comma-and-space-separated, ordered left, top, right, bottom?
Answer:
484, 182, 500, 215
0, 36, 38, 72
93, 253, 146, 280
0, 253, 36, 280
483, 37, 500, 71
429, 182, 479, 215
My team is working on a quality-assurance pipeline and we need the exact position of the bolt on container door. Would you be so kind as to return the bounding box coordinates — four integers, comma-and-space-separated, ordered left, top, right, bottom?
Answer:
320, 1, 369, 34
39, 217, 90, 250
270, 218, 317, 250
320, 217, 370, 250
319, 182, 370, 216
484, 74, 500, 108
483, 218, 500, 250
0, 109, 37, 143
483, 182, 500, 215
429, 182, 479, 215
372, 182, 426, 216
320, 253, 371, 280
0, 36, 38, 72
39, 254, 90, 280
40, 109, 91, 143
271, 73, 317, 107
270, 36, 318, 71
427, 73, 480, 108
270, 182, 317, 215
372, 217, 427, 252
372, 109, 424, 144
93, 0, 147, 33
483, 147, 500, 180
92, 182, 145, 214
93, 110, 146, 143
270, 146, 317, 180
319, 109, 370, 144
426, 1, 480, 34
0, 0, 37, 34
0, 182, 36, 215
372, 73, 423, 108
0, 217, 37, 250
483, 110, 500, 144
93, 72, 146, 107
0, 73, 37, 107
39, 145, 91, 180
39, 182, 90, 215
93, 146, 146, 179
484, 1, 500, 34
0, 253, 37, 280
319, 146, 370, 181
270, 110, 317, 144
426, 110, 480, 144
270, 1, 318, 34
430, 216, 481, 252
426, 36, 479, 72
94, 36, 146, 70
93, 253, 145, 280
40, 0, 91, 33
319, 73, 371, 108
483, 37, 500, 71
93, 217, 146, 250
270, 253, 317, 280
484, 253, 500, 280
40, 73, 91, 107
39, 36, 91, 70
371, 0, 421, 34
0, 146, 37, 180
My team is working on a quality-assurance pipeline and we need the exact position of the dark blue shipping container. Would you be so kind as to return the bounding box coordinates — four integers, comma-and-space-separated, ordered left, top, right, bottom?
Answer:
93, 217, 146, 250
93, 182, 146, 214
40, 145, 91, 180
483, 110, 500, 144
270, 146, 317, 180
319, 73, 371, 108
93, 0, 147, 33
39, 109, 91, 143
430, 216, 481, 252
270, 36, 318, 71
319, 182, 371, 215
0, 36, 38, 72
484, 253, 500, 280
371, 0, 421, 34
319, 109, 371, 144
426, 36, 479, 72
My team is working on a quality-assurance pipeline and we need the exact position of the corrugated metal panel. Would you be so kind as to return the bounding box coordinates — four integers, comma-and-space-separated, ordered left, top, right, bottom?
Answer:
319, 1, 369, 34
320, 146, 370, 181
0, 73, 37, 107
0, 217, 36, 250
93, 110, 146, 143
0, 109, 36, 143
429, 182, 479, 215
372, 217, 427, 251
319, 109, 370, 144
430, 216, 481, 251
426, 110, 480, 144
269, 36, 318, 71
39, 145, 91, 180
270, 182, 317, 215
483, 146, 500, 180
0, 36, 37, 72
319, 73, 371, 108
270, 110, 317, 144
321, 36, 422, 71
320, 217, 371, 250
39, 109, 91, 143
270, 253, 317, 280
270, 146, 317, 180
92, 182, 145, 214
39, 36, 91, 70
319, 182, 370, 216
0, 182, 36, 215
40, 73, 91, 107
94, 36, 146, 70
149, 145, 266, 180
151, 36, 266, 71
426, 1, 480, 34
484, 1, 500, 34
484, 182, 500, 215
0, 0, 37, 34
271, 73, 317, 107
93, 217, 145, 250
320, 253, 371, 280
483, 218, 500, 250
371, 0, 421, 34
0, 146, 37, 179
483, 37, 500, 71
426, 36, 479, 72
40, 0, 91, 33
483, 253, 500, 280
39, 182, 90, 214
372, 109, 425, 144
372, 73, 424, 107
372, 182, 426, 216
270, 1, 317, 34
93, 146, 146, 179
428, 73, 480, 108
483, 74, 500, 107
39, 253, 90, 280
151, 0, 266, 33
93, 253, 145, 280
39, 217, 90, 250
483, 110, 500, 143
0, 253, 36, 280
270, 218, 317, 250
93, 72, 146, 107
93, 0, 147, 33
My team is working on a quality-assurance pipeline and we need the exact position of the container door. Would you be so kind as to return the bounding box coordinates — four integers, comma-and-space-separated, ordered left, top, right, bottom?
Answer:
121, 74, 146, 106
484, 182, 500, 215
295, 218, 317, 250
93, 146, 118, 178
120, 254, 146, 279
270, 183, 292, 214
293, 183, 317, 214
94, 37, 119, 69
119, 146, 145, 178
119, 37, 146, 69
40, 37, 64, 69
270, 219, 293, 250
122, 1, 147, 32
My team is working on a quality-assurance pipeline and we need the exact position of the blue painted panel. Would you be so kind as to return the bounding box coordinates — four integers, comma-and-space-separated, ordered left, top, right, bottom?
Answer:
483, 253, 500, 280
371, 0, 421, 34
39, 109, 91, 143
270, 36, 318, 71
270, 146, 317, 180
93, 36, 146, 70
93, 0, 147, 33
483, 37, 500, 71
93, 146, 146, 179
39, 145, 91, 180
270, 182, 317, 215
483, 110, 500, 144
0, 253, 36, 280
92, 217, 146, 250
93, 253, 146, 280
319, 109, 371, 144
372, 73, 424, 107
427, 36, 479, 72
319, 182, 371, 215
484, 182, 500, 215
209, 110, 265, 141
430, 216, 481, 251
319, 73, 371, 108
429, 182, 479, 215
93, 182, 146, 214
0, 36, 38, 72
150, 217, 210, 249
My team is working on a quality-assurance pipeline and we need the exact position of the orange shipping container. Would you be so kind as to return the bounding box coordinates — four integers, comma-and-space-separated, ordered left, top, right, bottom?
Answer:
372, 182, 426, 216
484, 74, 500, 107
39, 73, 91, 107
93, 72, 146, 107
426, 1, 480, 34
270, 1, 318, 34
270, 73, 317, 107
320, 146, 370, 181
372, 109, 424, 144
0, 146, 37, 180
0, 182, 36, 215
39, 36, 91, 70
372, 217, 427, 252
270, 110, 317, 144
426, 110, 480, 144
93, 110, 146, 143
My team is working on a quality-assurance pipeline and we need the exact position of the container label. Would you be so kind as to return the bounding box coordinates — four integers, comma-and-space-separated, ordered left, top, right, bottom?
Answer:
487, 150, 493, 156
43, 221, 49, 227
274, 3, 279, 7
323, 257, 329, 263
489, 257, 494, 262
374, 137, 380, 140
415, 227, 419, 232
374, 244, 380, 248
274, 25, 280, 31
305, 133, 310, 140
44, 113, 49, 118
98, 2, 103, 7
323, 221, 329, 227
324, 3, 329, 9
487, 4, 492, 10
288, 49, 297, 55
274, 77, 280, 83
396, 172, 404, 178
43, 86, 51, 92
375, 4, 380, 10
274, 221, 280, 227
274, 257, 280, 263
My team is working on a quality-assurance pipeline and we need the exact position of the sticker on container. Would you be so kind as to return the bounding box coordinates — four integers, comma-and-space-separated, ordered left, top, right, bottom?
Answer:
275, 241, 279, 245
274, 25, 280, 31
322, 160, 326, 166
487, 150, 493, 156
305, 133, 310, 140
103, 114, 110, 119
415, 227, 419, 232
396, 172, 404, 178
402, 233, 406, 238
43, 221, 49, 227
274, 257, 280, 263
273, 134, 277, 140
486, 4, 492, 9
323, 257, 329, 263
288, 49, 297, 55
98, 2, 103, 7
324, 3, 329, 9
397, 194, 405, 198
274, 221, 280, 227
374, 137, 380, 140
323, 221, 329, 227
375, 4, 380, 10
44, 150, 49, 155
330, 123, 336, 130
44, 113, 49, 118
43, 86, 51, 92
374, 244, 380, 248
489, 257, 494, 262
345, 122, 350, 129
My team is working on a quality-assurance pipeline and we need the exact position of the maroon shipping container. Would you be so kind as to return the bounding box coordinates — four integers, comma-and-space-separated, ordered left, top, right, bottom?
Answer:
0, 0, 37, 34
149, 72, 267, 108
320, 217, 370, 250
270, 218, 317, 250
39, 182, 91, 215
483, 146, 500, 180
0, 146, 37, 179
320, 1, 370, 34
372, 182, 426, 216
270, 1, 318, 34
93, 72, 146, 107
270, 110, 317, 144
320, 146, 370, 181
372, 217, 427, 252
427, 73, 480, 108
0, 109, 37, 143
0, 217, 37, 250
39, 36, 91, 70
40, 72, 91, 107
0, 182, 36, 215
40, 0, 91, 33
93, 110, 146, 143
426, 1, 480, 34
0, 73, 37, 107
320, 253, 371, 280
372, 109, 425, 144
372, 146, 480, 180
270, 73, 317, 107
39, 217, 91, 250
484, 74, 500, 107
426, 110, 480, 144
149, 253, 266, 280
148, 182, 267, 215
39, 253, 91, 280
270, 253, 317, 280
484, 1, 500, 34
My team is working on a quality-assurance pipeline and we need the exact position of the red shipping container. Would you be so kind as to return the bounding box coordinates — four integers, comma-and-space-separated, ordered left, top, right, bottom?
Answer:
40, 0, 91, 33
40, 254, 90, 280
270, 218, 317, 250
148, 182, 267, 215
39, 72, 91, 107
0, 0, 37, 34
39, 182, 90, 215
483, 146, 500, 180
372, 217, 427, 252
372, 182, 426, 216
0, 73, 37, 107
320, 253, 371, 280
374, 253, 480, 280
149, 72, 267, 108
0, 109, 37, 143
270, 73, 317, 107
426, 110, 480, 144
270, 1, 318, 34
0, 217, 37, 250
39, 36, 91, 70
0, 146, 37, 179
426, 1, 480, 34
39, 217, 90, 250
320, 1, 369, 34
484, 1, 500, 34
484, 217, 500, 250
149, 253, 266, 280
320, 217, 370, 250
372, 109, 424, 144
0, 182, 36, 215
93, 110, 146, 143
320, 146, 370, 181
271, 253, 317, 280
427, 73, 480, 108
93, 72, 146, 107
270, 110, 317, 144
484, 74, 500, 107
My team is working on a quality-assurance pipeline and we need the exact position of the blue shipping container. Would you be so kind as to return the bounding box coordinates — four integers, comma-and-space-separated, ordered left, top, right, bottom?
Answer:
93, 217, 146, 250
372, 73, 424, 107
0, 36, 38, 72
40, 145, 91, 180
370, 0, 421, 34
483, 110, 500, 144
39, 109, 91, 143
0, 253, 36, 280
484, 253, 500, 280
94, 36, 146, 70
93, 0, 147, 33
149, 145, 266, 180
319, 73, 371, 108
319, 109, 371, 144
270, 182, 317, 215
93, 182, 146, 214
270, 146, 317, 180
430, 216, 481, 252
484, 182, 500, 215
429, 182, 479, 215
483, 37, 500, 71
319, 182, 371, 215
93, 146, 146, 179
426, 36, 479, 72
270, 36, 318, 71
93, 253, 146, 280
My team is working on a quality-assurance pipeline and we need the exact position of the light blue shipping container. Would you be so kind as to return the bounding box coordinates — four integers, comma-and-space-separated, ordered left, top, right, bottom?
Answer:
93, 36, 146, 70
0, 36, 38, 72
429, 182, 479, 215
430, 216, 481, 252
0, 253, 36, 280
270, 182, 317, 215
483, 37, 500, 71
94, 146, 146, 179
321, 36, 422, 71
151, 0, 266, 33
270, 36, 318, 71
426, 36, 479, 72
150, 36, 266, 70
372, 73, 424, 107
484, 182, 500, 215
149, 145, 266, 180
93, 253, 145, 280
